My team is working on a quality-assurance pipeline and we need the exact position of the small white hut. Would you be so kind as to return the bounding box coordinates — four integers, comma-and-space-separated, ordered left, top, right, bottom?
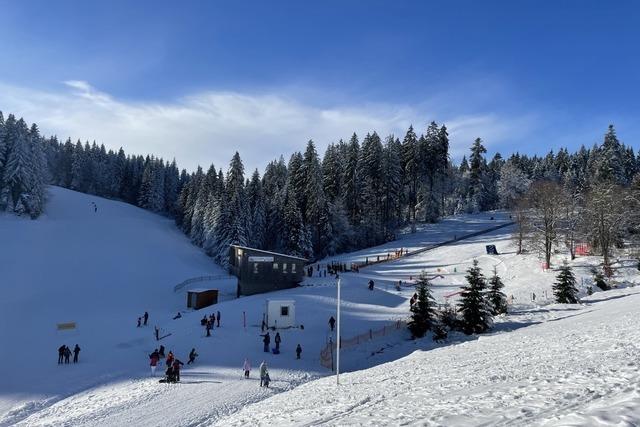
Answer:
265, 299, 296, 328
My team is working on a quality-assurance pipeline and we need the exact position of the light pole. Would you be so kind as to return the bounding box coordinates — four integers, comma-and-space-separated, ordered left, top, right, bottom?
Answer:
336, 276, 341, 385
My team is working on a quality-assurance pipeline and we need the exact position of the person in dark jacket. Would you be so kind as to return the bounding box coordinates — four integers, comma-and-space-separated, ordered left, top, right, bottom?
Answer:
262, 332, 270, 352
159, 345, 165, 358
73, 344, 81, 363
187, 348, 198, 364
64, 346, 72, 364
143, 311, 149, 326
172, 359, 184, 382
173, 312, 182, 320
137, 317, 141, 327
296, 344, 302, 359
166, 351, 174, 367
274, 332, 281, 352
58, 345, 65, 364
216, 311, 221, 327
328, 316, 336, 331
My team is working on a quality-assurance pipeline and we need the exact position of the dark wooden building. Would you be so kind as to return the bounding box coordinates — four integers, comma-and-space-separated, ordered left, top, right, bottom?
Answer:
186, 289, 219, 310
229, 245, 308, 296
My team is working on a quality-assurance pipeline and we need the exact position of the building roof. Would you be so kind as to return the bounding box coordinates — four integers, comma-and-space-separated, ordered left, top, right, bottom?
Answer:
230, 245, 308, 262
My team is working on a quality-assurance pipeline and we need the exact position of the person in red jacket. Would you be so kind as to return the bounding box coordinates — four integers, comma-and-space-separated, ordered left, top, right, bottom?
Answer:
172, 359, 184, 382
166, 351, 174, 367
149, 349, 159, 375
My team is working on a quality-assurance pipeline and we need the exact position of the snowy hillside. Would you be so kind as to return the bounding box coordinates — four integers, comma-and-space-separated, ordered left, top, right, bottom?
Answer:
2, 186, 639, 426
218, 287, 640, 426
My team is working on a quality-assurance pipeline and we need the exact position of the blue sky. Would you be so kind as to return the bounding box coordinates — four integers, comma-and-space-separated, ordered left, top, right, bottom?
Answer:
0, 1, 638, 171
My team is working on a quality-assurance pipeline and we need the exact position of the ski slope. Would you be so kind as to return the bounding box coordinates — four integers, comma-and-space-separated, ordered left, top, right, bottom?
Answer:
2, 186, 639, 426
218, 286, 640, 426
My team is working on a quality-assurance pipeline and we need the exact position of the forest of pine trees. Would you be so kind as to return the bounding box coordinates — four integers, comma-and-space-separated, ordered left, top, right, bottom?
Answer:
1, 110, 639, 267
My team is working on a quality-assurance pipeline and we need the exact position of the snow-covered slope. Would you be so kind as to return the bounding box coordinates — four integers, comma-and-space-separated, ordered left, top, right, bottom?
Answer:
217, 287, 640, 426
3, 187, 638, 426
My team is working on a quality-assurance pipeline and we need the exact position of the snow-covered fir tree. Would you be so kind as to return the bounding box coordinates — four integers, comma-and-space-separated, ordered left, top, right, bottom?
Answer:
458, 260, 493, 334
487, 267, 508, 315
553, 262, 579, 304
408, 271, 437, 338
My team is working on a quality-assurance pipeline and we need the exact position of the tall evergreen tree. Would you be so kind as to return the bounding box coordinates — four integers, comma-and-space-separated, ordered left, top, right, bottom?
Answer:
487, 268, 507, 315
408, 271, 437, 338
458, 260, 493, 334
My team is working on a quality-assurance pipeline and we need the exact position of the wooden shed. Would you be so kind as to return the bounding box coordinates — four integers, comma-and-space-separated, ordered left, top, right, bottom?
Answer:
186, 289, 219, 310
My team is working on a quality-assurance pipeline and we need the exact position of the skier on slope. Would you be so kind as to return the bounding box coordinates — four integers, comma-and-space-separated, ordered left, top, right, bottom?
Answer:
259, 361, 269, 387
243, 358, 251, 378
296, 344, 302, 359
328, 316, 336, 331
64, 346, 72, 364
143, 311, 149, 326
187, 348, 198, 364
262, 332, 271, 352
58, 345, 65, 364
149, 350, 159, 375
274, 332, 281, 353
73, 344, 81, 363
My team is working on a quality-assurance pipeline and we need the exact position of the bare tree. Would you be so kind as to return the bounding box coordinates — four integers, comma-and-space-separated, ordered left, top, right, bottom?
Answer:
582, 183, 633, 270
524, 181, 564, 268
559, 185, 582, 260
511, 198, 528, 254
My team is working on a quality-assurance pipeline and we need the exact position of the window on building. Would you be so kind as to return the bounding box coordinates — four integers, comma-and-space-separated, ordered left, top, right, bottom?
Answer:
253, 263, 258, 274
273, 263, 279, 270
292, 263, 296, 273
283, 263, 287, 273
281, 306, 289, 316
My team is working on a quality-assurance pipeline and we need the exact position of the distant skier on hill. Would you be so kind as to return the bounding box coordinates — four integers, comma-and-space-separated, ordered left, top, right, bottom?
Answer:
64, 346, 71, 364
73, 344, 81, 363
259, 361, 269, 387
328, 316, 336, 331
187, 348, 198, 364
274, 332, 281, 353
149, 349, 159, 375
58, 345, 65, 364
262, 332, 271, 352
243, 358, 251, 378
143, 311, 149, 326
296, 344, 302, 359
216, 311, 221, 327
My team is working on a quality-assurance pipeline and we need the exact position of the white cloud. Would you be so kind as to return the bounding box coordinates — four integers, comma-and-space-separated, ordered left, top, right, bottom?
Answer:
0, 81, 534, 172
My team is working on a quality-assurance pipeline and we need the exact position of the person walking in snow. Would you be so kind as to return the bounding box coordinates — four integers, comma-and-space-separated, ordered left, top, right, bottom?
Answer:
274, 332, 281, 353
143, 311, 149, 326
368, 280, 375, 291
64, 346, 71, 364
261, 319, 266, 332
259, 361, 269, 387
73, 344, 81, 363
172, 358, 184, 382
262, 332, 271, 352
154, 326, 160, 341
296, 344, 302, 359
206, 319, 212, 337
216, 311, 221, 327
243, 358, 251, 378
187, 348, 198, 364
329, 316, 336, 332
166, 351, 174, 367
137, 317, 141, 327
58, 344, 66, 364
149, 350, 159, 375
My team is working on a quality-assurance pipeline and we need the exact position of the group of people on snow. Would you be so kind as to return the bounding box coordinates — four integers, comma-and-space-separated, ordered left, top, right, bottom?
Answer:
57, 344, 80, 364
150, 347, 194, 383
201, 311, 221, 337
136, 311, 149, 327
